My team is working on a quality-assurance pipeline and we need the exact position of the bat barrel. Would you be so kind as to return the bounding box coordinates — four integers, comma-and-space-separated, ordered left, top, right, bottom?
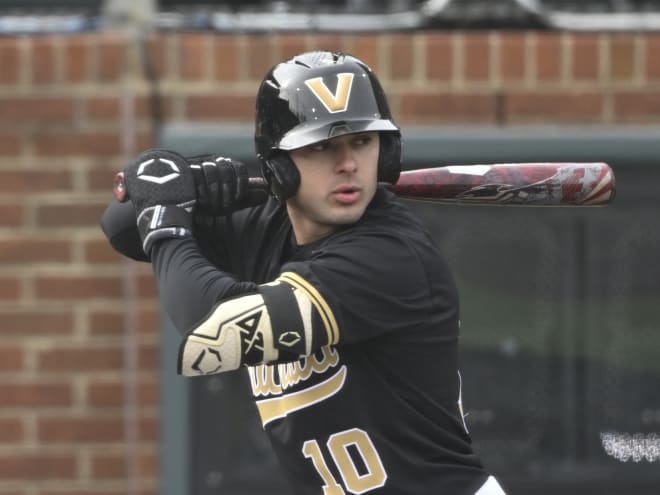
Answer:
391, 162, 615, 206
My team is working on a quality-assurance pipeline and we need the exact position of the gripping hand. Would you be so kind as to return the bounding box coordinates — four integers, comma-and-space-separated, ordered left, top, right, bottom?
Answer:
189, 155, 269, 217
121, 149, 196, 255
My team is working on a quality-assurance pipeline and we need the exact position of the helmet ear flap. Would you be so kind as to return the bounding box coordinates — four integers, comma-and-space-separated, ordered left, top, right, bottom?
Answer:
261, 152, 300, 202
378, 133, 402, 185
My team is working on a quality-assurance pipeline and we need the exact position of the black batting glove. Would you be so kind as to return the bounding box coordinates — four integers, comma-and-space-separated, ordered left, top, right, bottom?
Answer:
122, 149, 196, 255
188, 155, 268, 217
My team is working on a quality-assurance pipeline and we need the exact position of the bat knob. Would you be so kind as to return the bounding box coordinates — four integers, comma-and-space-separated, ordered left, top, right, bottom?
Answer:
113, 172, 128, 202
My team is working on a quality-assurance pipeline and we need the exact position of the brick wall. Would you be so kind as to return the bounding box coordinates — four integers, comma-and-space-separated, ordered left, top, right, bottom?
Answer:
0, 30, 659, 495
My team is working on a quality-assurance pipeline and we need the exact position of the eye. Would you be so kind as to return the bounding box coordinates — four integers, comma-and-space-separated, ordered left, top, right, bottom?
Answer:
352, 134, 373, 146
308, 141, 330, 152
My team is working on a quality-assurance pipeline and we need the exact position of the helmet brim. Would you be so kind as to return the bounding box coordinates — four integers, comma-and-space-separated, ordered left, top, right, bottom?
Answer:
278, 119, 399, 151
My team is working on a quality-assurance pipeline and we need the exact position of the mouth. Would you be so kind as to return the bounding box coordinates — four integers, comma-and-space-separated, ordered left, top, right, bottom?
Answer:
332, 185, 362, 204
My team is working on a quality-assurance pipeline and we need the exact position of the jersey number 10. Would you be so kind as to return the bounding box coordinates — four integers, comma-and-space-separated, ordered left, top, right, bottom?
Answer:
302, 427, 388, 494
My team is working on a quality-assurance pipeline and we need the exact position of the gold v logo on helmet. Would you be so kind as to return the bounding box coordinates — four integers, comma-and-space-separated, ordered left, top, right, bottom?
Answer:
305, 73, 355, 113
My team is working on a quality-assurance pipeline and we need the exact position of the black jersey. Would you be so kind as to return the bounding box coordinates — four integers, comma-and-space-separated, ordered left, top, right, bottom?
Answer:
154, 188, 490, 495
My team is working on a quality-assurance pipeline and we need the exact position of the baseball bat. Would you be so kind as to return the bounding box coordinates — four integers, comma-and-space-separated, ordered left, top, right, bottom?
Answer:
113, 162, 615, 206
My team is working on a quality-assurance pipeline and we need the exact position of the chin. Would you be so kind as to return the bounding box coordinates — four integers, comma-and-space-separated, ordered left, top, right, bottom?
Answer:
330, 205, 367, 226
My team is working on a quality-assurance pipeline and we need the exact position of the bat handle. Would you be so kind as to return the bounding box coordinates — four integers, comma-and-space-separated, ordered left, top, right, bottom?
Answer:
113, 172, 127, 202
112, 172, 269, 203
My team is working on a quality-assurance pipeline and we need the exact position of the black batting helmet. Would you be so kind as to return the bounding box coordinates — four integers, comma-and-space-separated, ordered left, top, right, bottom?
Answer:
254, 51, 402, 201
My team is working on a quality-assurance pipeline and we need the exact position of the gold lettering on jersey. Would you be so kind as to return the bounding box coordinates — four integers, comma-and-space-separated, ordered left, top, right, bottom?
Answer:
248, 346, 340, 397
305, 73, 355, 113
256, 365, 347, 426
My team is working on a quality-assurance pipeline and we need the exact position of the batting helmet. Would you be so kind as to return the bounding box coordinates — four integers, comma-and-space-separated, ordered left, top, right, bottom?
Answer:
254, 51, 402, 201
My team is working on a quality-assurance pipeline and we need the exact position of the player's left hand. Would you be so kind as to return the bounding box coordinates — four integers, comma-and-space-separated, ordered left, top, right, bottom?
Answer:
121, 148, 196, 255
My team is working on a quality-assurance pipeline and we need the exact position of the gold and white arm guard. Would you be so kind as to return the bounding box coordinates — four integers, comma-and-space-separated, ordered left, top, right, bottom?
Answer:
177, 272, 339, 376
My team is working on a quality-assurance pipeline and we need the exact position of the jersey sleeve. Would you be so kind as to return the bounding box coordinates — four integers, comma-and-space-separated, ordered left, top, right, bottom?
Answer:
282, 228, 446, 344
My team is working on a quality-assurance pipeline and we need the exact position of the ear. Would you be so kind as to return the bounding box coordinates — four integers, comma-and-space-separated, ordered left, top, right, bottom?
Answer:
261, 152, 300, 202
377, 133, 402, 184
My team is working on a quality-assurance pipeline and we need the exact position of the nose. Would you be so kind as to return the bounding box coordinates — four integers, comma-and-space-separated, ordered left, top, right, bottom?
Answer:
334, 142, 357, 174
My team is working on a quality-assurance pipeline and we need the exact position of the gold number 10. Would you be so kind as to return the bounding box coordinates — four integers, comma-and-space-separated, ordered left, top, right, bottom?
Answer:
302, 428, 387, 494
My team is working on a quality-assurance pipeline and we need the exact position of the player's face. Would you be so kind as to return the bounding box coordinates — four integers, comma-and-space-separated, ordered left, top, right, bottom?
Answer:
287, 132, 380, 244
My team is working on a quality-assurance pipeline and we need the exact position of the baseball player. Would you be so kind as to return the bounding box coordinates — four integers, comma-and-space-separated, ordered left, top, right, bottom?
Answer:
101, 51, 506, 495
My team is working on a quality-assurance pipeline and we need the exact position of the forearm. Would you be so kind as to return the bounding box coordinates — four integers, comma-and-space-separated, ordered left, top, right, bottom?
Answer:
151, 237, 258, 334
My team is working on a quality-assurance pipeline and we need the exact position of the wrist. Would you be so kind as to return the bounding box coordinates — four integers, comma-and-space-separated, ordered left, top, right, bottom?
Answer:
137, 204, 193, 255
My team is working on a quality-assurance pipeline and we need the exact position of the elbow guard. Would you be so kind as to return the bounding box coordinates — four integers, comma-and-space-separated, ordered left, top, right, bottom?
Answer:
178, 272, 339, 376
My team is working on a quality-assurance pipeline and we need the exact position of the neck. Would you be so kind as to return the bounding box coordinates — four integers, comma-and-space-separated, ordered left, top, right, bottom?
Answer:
286, 206, 337, 245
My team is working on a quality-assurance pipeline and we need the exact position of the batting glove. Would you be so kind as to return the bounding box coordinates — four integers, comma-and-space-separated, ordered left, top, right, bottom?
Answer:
189, 154, 268, 217
122, 148, 196, 255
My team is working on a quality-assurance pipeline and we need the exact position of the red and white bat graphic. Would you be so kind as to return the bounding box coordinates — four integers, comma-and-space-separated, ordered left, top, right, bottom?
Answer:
388, 162, 615, 206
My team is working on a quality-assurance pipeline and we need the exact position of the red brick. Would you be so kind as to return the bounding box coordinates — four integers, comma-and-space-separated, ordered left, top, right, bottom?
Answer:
139, 416, 159, 442
91, 449, 156, 479
388, 35, 414, 81
84, 95, 153, 122
87, 379, 158, 407
138, 343, 159, 371
0, 169, 71, 194
0, 418, 24, 442
0, 132, 20, 155
145, 34, 167, 80
138, 272, 157, 298
91, 453, 124, 478
572, 34, 600, 80
645, 34, 660, 80
535, 34, 562, 81
425, 33, 452, 81
88, 309, 123, 335
36, 201, 108, 227
609, 35, 635, 81
398, 92, 497, 124
0, 238, 71, 263
85, 96, 120, 121
37, 346, 123, 372
311, 34, 347, 54
0, 38, 20, 84
0, 453, 76, 480
42, 491, 128, 495
63, 36, 90, 82
613, 91, 660, 122
38, 416, 123, 443
499, 33, 526, 82
505, 91, 603, 123
246, 35, 277, 80
86, 160, 122, 191
0, 203, 23, 227
179, 34, 207, 80
2, 309, 74, 335
0, 276, 20, 300
0, 382, 72, 407
83, 238, 123, 263
88, 305, 158, 337
0, 347, 24, 370
185, 94, 254, 120
0, 97, 75, 123
97, 36, 126, 82
42, 491, 127, 495
30, 37, 57, 84
213, 35, 241, 81
463, 34, 491, 82
276, 35, 308, 65
33, 132, 121, 156
347, 36, 379, 73
34, 274, 122, 300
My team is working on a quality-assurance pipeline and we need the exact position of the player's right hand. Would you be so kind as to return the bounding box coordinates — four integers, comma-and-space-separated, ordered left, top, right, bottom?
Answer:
189, 154, 268, 217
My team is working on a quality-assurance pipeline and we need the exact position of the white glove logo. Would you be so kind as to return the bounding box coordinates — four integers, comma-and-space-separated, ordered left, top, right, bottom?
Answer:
137, 157, 181, 184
